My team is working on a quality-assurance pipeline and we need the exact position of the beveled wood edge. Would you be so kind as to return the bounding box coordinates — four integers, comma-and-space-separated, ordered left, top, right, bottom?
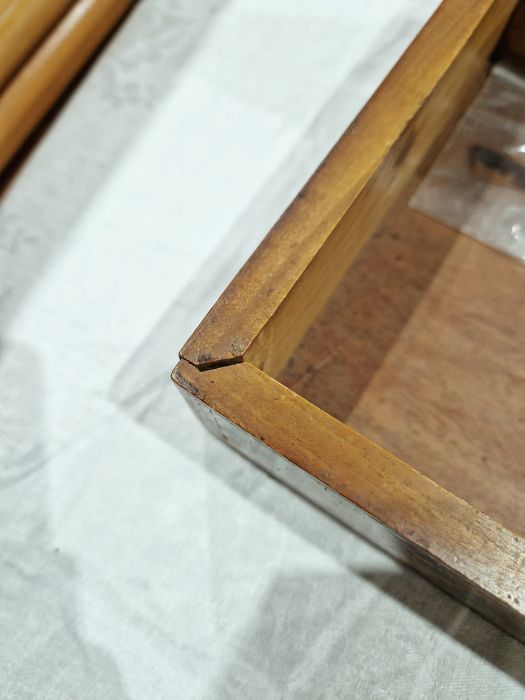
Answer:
173, 358, 525, 641
180, 0, 519, 371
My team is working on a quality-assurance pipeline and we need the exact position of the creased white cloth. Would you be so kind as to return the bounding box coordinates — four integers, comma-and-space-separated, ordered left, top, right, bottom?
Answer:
1, 0, 524, 698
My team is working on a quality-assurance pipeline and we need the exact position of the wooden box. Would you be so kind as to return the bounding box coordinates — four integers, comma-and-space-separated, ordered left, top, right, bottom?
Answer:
173, 0, 525, 641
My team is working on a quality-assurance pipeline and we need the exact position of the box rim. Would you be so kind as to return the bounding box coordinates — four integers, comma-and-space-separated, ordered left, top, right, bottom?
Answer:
179, 0, 518, 371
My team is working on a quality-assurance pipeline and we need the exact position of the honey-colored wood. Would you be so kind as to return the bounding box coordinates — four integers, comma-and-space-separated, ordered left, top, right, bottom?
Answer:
279, 200, 525, 538
173, 359, 525, 642
181, 0, 519, 374
0, 0, 74, 89
0, 0, 135, 172
175, 0, 525, 640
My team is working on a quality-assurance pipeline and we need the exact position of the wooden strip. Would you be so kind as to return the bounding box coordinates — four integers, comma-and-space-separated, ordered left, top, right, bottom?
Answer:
173, 358, 525, 641
180, 0, 519, 373
0, 0, 135, 172
0, 0, 74, 89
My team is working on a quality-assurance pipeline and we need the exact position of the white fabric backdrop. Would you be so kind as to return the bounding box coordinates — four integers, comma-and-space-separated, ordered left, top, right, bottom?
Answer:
1, 0, 524, 697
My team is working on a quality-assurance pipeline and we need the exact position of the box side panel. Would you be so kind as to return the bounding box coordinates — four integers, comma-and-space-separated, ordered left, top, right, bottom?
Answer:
173, 359, 525, 642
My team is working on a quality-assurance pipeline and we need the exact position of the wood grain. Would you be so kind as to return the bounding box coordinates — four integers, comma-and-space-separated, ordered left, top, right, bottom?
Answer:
0, 0, 74, 89
180, 0, 519, 373
279, 200, 525, 538
173, 359, 525, 642
0, 0, 135, 172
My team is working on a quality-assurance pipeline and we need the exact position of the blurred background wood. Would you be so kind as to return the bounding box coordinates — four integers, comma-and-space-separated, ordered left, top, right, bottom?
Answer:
0, 0, 135, 173
0, 0, 74, 89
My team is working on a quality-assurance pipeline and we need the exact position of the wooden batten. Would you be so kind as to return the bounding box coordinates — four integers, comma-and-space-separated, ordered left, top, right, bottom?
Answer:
0, 0, 74, 89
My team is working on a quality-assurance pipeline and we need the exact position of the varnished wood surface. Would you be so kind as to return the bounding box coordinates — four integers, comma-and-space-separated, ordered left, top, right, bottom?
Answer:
173, 359, 525, 641
181, 0, 518, 372
0, 0, 135, 172
279, 202, 525, 538
0, 0, 74, 90
175, 0, 525, 641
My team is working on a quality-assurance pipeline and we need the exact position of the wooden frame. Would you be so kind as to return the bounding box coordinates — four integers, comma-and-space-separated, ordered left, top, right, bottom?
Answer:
173, 0, 525, 641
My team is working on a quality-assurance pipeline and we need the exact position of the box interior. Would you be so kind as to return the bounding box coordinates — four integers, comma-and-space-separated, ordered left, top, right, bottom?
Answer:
277, 29, 525, 538
278, 179, 525, 538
